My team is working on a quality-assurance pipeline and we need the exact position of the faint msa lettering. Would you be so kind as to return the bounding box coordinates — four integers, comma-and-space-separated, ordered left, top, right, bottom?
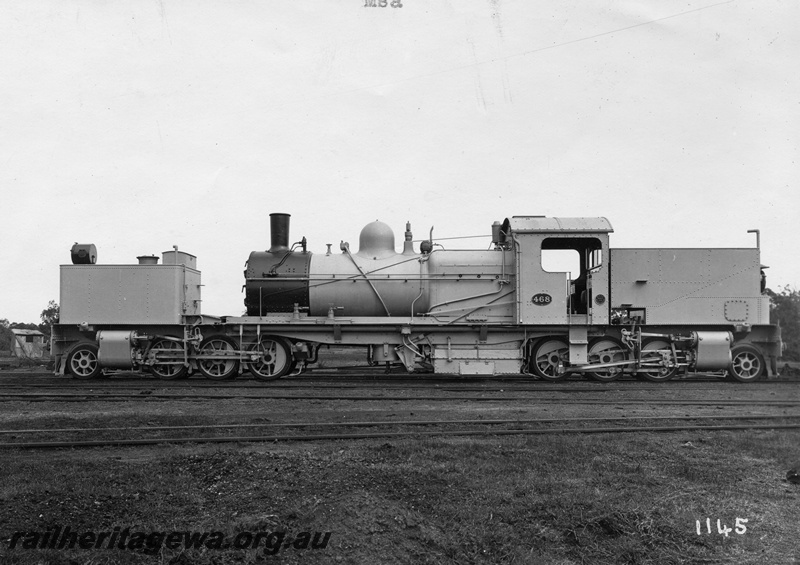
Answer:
364, 0, 403, 7
695, 518, 748, 537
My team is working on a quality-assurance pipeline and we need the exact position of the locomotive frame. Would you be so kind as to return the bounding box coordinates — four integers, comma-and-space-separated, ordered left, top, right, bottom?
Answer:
51, 214, 782, 383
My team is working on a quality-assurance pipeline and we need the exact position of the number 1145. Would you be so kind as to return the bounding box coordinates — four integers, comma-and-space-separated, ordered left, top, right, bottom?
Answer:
696, 518, 748, 536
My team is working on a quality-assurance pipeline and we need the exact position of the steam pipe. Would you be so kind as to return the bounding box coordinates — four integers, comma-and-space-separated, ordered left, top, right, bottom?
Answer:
410, 255, 428, 318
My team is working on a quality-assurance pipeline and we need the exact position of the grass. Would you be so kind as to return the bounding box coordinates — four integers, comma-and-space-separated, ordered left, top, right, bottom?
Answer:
1, 429, 799, 564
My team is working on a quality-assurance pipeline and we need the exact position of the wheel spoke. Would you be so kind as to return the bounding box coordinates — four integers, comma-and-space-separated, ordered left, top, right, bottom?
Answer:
530, 339, 569, 381
637, 340, 677, 382
197, 336, 239, 380
248, 337, 293, 381
150, 339, 188, 380
728, 345, 765, 382
67, 344, 101, 380
587, 338, 628, 382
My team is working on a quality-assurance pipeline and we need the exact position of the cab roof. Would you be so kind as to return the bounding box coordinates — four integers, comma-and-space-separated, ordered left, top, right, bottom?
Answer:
506, 216, 614, 233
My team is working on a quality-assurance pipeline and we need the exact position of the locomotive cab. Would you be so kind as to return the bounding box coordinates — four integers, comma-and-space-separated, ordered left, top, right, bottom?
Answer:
507, 216, 612, 327
540, 237, 605, 317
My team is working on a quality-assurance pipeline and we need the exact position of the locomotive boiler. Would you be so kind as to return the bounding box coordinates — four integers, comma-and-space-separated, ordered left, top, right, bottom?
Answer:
244, 213, 514, 320
51, 212, 782, 383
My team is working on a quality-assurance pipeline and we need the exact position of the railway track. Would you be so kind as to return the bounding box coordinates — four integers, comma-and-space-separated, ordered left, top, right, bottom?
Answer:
3, 369, 798, 385
1, 375, 798, 394
3, 414, 799, 449
0, 390, 798, 405
0, 383, 788, 394
5, 368, 797, 451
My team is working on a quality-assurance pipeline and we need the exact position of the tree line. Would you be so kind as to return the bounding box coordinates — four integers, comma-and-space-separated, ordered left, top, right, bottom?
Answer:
767, 286, 800, 361
0, 300, 59, 352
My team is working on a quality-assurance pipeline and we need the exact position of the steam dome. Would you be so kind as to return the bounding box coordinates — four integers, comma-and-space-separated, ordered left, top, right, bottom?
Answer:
357, 221, 396, 259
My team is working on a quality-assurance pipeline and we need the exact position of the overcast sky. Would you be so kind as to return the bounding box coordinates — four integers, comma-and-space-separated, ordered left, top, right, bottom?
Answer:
1, 0, 797, 323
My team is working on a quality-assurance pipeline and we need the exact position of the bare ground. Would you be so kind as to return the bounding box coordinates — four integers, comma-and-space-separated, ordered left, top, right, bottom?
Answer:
0, 378, 799, 564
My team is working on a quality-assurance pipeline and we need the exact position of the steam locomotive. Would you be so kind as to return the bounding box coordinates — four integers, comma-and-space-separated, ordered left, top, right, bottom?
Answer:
52, 213, 782, 382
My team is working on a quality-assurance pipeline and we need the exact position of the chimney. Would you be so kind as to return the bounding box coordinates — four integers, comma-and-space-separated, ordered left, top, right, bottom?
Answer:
269, 213, 291, 253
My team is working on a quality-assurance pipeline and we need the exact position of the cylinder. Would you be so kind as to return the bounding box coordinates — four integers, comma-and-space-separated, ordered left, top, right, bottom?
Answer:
693, 331, 733, 370
269, 213, 291, 253
137, 255, 159, 265
97, 331, 137, 369
70, 243, 97, 265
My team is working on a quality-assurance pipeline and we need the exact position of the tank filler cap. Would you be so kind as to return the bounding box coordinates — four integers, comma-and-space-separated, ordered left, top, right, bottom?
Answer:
357, 220, 396, 259
137, 255, 159, 265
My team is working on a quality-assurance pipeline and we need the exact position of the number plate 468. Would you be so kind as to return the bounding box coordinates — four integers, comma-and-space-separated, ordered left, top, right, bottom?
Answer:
531, 293, 552, 306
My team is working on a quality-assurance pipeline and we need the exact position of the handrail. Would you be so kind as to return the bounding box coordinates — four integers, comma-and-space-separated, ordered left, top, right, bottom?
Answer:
342, 244, 391, 316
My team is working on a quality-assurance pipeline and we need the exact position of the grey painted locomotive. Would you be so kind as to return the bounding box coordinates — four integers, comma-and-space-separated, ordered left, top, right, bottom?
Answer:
52, 213, 782, 382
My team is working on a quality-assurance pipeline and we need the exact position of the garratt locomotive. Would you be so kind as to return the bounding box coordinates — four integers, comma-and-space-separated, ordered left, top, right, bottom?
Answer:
52, 213, 781, 382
